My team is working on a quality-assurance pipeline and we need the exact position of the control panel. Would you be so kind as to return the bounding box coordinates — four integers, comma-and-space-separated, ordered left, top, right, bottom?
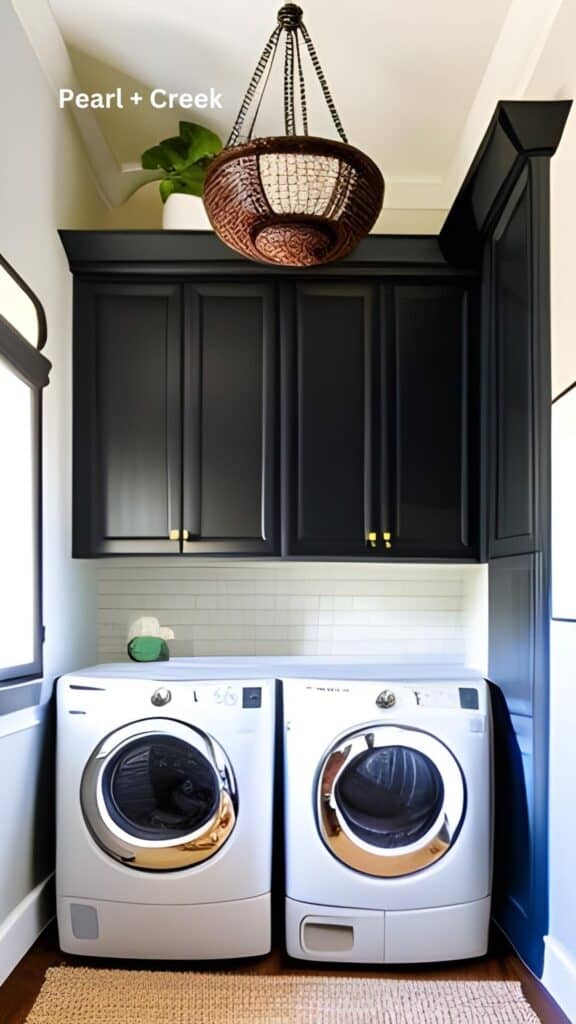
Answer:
300, 679, 481, 711
414, 686, 479, 710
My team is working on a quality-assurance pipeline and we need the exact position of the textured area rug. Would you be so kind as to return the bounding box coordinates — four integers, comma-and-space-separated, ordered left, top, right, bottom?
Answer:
25, 968, 541, 1024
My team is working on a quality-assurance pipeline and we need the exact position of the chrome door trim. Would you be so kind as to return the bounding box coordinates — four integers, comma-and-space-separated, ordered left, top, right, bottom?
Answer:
316, 724, 465, 878
81, 718, 237, 871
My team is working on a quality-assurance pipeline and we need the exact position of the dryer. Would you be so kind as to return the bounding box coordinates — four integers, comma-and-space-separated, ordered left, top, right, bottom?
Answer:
283, 677, 492, 963
56, 671, 275, 959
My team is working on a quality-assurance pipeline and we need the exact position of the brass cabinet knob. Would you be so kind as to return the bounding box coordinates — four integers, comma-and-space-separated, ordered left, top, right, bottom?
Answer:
383, 531, 393, 550
367, 531, 378, 548
182, 530, 190, 541
169, 529, 180, 541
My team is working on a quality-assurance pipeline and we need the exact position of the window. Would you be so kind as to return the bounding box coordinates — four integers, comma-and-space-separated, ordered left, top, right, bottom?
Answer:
0, 255, 50, 683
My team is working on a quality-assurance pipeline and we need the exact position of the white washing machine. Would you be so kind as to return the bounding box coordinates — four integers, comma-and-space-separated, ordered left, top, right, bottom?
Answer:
56, 670, 275, 959
283, 677, 492, 963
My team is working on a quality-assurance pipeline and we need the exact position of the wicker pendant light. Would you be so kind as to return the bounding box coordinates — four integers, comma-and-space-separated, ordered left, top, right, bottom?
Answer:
203, 4, 384, 267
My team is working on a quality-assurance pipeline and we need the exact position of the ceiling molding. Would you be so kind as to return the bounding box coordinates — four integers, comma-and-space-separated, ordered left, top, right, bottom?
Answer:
11, 0, 155, 208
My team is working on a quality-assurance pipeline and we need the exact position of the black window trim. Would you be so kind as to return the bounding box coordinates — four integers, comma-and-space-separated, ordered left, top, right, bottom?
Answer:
0, 255, 51, 685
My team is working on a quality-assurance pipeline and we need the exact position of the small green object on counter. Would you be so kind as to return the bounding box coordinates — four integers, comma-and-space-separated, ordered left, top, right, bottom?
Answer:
127, 636, 170, 662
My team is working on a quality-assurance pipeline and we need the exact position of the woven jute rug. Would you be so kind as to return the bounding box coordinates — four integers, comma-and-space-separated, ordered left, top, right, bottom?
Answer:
25, 967, 541, 1024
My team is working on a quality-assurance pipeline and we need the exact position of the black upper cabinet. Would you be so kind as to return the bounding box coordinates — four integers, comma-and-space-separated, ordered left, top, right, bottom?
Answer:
282, 284, 374, 556
382, 285, 476, 558
283, 281, 477, 559
74, 280, 278, 557
182, 284, 277, 554
68, 236, 479, 562
74, 282, 182, 555
489, 170, 538, 556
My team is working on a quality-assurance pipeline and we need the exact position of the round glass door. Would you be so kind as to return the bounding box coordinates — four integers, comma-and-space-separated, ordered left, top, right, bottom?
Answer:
317, 726, 465, 877
101, 736, 221, 840
81, 719, 237, 871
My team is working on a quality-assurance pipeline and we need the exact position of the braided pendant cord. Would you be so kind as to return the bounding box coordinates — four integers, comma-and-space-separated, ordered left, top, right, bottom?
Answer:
284, 29, 296, 134
227, 25, 282, 146
299, 21, 348, 143
294, 29, 308, 135
227, 6, 347, 146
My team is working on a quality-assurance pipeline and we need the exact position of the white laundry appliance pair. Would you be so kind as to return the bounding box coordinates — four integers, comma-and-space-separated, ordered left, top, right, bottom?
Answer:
56, 662, 492, 963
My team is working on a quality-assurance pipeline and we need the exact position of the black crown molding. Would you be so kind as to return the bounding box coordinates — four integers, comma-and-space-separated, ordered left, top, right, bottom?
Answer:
440, 100, 572, 267
58, 229, 479, 279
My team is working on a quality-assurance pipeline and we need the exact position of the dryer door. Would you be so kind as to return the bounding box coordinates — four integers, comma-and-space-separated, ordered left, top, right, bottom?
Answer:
317, 725, 465, 877
81, 719, 237, 871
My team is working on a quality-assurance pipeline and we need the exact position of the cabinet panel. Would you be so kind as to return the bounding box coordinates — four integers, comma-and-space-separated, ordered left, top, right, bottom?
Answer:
183, 284, 277, 555
382, 285, 475, 558
489, 552, 549, 973
73, 282, 181, 555
283, 284, 374, 556
490, 172, 536, 555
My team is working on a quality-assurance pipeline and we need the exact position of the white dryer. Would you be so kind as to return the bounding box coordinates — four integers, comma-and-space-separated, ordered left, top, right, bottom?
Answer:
56, 671, 275, 959
283, 678, 492, 963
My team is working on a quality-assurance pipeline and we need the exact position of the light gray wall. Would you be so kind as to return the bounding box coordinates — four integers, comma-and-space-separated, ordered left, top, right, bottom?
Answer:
0, 0, 107, 980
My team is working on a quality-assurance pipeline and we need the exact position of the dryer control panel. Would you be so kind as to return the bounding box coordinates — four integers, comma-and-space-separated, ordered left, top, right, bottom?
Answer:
414, 686, 480, 710
294, 679, 485, 715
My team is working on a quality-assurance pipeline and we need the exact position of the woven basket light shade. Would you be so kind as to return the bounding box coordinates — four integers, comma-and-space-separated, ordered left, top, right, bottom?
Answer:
203, 5, 384, 267
204, 136, 383, 267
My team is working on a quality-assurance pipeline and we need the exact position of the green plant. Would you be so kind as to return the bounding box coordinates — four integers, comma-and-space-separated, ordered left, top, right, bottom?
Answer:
141, 121, 222, 202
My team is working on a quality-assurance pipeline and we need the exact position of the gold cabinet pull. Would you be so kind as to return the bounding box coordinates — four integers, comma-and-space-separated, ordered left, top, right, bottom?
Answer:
383, 531, 393, 550
168, 528, 190, 544
367, 531, 378, 549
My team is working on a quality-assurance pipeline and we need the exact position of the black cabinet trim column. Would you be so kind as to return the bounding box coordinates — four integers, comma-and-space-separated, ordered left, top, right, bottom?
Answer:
444, 100, 571, 975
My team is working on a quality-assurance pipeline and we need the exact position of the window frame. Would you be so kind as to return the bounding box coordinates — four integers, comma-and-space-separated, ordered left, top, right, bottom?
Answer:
0, 254, 51, 685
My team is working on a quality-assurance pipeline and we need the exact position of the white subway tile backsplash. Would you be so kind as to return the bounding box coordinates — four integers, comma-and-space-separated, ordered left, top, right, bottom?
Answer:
96, 560, 485, 665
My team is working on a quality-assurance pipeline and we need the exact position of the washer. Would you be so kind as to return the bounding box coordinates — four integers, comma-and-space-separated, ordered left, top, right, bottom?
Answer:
283, 677, 492, 963
56, 670, 275, 959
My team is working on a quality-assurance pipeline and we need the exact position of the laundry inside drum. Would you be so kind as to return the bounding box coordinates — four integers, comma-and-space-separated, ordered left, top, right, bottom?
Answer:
102, 736, 220, 840
334, 746, 444, 849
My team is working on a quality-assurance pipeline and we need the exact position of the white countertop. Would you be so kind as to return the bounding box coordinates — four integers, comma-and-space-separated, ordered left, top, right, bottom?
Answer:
65, 656, 484, 683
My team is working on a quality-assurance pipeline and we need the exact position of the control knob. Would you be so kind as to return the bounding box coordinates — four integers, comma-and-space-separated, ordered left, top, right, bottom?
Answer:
376, 689, 396, 709
151, 687, 172, 707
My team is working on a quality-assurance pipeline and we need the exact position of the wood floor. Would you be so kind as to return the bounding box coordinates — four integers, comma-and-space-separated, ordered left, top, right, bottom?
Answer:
0, 923, 569, 1024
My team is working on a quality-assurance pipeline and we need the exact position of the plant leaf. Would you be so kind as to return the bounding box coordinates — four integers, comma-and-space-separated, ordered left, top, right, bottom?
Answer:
159, 178, 176, 203
141, 145, 174, 171
142, 136, 189, 172
165, 169, 206, 198
175, 165, 206, 195
158, 136, 190, 171
178, 121, 222, 164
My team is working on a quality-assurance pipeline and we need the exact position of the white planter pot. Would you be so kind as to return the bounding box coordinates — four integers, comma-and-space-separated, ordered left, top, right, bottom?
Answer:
162, 193, 212, 230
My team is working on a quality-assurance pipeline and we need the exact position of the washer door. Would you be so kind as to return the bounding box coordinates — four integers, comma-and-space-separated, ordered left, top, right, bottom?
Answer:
317, 725, 465, 877
81, 719, 237, 871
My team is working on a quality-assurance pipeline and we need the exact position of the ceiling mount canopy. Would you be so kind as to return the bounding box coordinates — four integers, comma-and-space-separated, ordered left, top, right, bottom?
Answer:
203, 4, 384, 267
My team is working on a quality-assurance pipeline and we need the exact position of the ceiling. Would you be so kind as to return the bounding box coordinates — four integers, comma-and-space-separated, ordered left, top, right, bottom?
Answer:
15, 0, 568, 229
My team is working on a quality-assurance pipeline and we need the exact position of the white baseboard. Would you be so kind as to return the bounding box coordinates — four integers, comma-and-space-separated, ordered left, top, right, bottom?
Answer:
0, 875, 54, 987
542, 934, 576, 1023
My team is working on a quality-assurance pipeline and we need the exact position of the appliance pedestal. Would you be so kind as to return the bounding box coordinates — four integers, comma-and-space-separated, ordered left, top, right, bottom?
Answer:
58, 892, 271, 959
286, 895, 491, 963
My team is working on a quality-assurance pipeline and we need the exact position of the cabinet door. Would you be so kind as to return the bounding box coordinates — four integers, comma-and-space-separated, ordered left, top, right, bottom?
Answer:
380, 284, 476, 559
489, 170, 539, 556
182, 284, 278, 555
74, 282, 181, 555
283, 283, 375, 556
